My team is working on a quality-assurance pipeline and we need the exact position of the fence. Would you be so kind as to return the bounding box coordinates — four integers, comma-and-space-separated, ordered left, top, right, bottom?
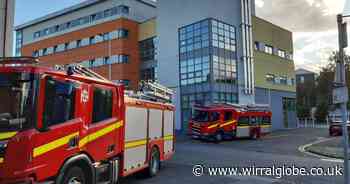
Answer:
298, 114, 350, 129
297, 118, 329, 129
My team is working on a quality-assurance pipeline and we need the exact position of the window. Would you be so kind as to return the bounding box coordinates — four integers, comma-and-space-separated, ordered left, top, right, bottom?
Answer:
266, 73, 275, 83
92, 87, 113, 123
210, 112, 220, 122
280, 76, 288, 85
118, 29, 129, 39
42, 48, 48, 56
89, 36, 96, 45
224, 111, 233, 121
120, 5, 129, 14
250, 116, 257, 125
43, 79, 76, 127
254, 42, 259, 50
32, 50, 39, 57
265, 45, 273, 54
262, 116, 271, 125
300, 76, 305, 84
104, 57, 110, 64
278, 49, 286, 58
120, 55, 129, 63
64, 43, 70, 51
238, 116, 249, 126
77, 40, 82, 48
53, 45, 58, 53
104, 9, 112, 17
103, 33, 110, 41
34, 31, 40, 39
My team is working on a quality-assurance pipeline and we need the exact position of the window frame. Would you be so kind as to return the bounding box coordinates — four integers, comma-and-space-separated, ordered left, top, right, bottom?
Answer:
42, 77, 78, 128
91, 85, 115, 124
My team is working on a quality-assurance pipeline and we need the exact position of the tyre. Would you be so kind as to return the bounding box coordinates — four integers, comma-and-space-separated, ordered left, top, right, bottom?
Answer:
250, 129, 258, 140
62, 166, 86, 184
147, 147, 161, 177
215, 131, 223, 142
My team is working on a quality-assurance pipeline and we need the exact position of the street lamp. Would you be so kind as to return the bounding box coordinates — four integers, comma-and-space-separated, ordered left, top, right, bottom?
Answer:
336, 14, 350, 184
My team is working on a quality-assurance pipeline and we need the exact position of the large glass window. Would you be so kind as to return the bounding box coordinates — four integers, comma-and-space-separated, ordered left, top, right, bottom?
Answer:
92, 87, 113, 123
0, 73, 38, 131
43, 79, 76, 127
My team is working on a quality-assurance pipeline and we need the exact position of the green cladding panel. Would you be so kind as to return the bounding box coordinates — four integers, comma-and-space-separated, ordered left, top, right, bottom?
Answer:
253, 16, 296, 92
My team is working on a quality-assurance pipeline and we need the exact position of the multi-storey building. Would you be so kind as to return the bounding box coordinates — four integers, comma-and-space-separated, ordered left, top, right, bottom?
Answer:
15, 0, 296, 132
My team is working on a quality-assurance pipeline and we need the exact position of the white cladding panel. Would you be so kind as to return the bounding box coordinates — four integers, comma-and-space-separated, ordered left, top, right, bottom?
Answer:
124, 146, 147, 171
125, 106, 147, 141
163, 110, 174, 136
149, 109, 163, 140
237, 127, 250, 137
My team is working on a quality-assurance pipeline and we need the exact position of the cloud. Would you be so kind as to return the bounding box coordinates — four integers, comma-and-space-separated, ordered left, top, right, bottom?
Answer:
255, 0, 346, 73
256, 0, 344, 32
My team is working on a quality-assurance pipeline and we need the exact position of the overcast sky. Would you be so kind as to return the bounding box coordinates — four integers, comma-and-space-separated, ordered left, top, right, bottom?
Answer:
15, 0, 348, 72
256, 0, 348, 72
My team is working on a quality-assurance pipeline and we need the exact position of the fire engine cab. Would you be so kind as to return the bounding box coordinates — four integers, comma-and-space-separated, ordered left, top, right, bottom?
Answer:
0, 57, 175, 184
188, 103, 272, 141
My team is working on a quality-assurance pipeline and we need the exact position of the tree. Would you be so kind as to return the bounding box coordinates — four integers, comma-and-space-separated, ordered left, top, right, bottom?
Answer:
313, 51, 350, 120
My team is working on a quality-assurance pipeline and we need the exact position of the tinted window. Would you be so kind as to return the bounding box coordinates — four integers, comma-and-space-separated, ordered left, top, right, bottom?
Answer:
43, 79, 76, 127
210, 112, 220, 122
92, 87, 113, 123
224, 111, 233, 121
262, 116, 271, 125
238, 116, 249, 126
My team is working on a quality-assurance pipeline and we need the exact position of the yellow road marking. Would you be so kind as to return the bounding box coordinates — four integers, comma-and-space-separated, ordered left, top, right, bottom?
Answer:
79, 121, 123, 148
0, 132, 17, 140
125, 139, 147, 149
33, 132, 79, 158
261, 125, 272, 128
0, 157, 3, 163
164, 135, 174, 141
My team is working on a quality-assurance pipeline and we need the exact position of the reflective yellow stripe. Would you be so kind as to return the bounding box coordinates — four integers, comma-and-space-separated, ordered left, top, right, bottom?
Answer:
0, 132, 17, 140
33, 132, 79, 158
220, 121, 236, 128
208, 123, 219, 129
238, 126, 250, 128
164, 135, 174, 141
0, 157, 3, 163
125, 139, 147, 149
79, 121, 124, 148
261, 125, 272, 128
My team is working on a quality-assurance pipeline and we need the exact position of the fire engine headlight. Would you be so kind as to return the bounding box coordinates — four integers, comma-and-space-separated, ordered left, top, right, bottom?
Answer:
0, 141, 8, 149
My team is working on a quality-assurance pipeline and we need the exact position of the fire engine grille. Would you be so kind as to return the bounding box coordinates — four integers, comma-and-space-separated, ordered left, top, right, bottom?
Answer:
191, 125, 201, 135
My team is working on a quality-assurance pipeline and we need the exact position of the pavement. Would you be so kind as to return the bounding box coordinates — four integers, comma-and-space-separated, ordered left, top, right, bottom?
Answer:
305, 136, 349, 159
120, 128, 344, 184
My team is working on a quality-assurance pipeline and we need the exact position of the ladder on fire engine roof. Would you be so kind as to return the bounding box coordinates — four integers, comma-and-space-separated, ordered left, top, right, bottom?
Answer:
214, 102, 271, 112
125, 81, 174, 103
54, 64, 110, 83
57, 64, 174, 103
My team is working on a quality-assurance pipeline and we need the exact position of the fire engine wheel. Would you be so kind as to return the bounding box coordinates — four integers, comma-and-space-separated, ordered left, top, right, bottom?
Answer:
147, 147, 161, 177
62, 166, 86, 184
251, 132, 258, 140
215, 131, 223, 142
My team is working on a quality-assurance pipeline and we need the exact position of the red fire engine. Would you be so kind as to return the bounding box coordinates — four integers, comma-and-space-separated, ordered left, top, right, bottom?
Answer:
0, 57, 175, 184
188, 103, 272, 141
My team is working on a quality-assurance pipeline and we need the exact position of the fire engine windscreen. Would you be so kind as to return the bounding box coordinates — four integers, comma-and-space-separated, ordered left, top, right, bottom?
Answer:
0, 73, 38, 131
192, 110, 220, 123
